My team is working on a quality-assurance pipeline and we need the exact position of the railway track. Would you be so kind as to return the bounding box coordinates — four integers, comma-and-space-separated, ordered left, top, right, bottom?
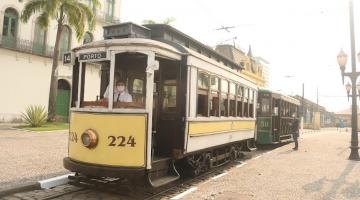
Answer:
3, 145, 282, 200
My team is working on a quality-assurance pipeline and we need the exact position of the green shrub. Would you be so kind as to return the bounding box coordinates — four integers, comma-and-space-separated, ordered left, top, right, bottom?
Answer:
21, 105, 47, 127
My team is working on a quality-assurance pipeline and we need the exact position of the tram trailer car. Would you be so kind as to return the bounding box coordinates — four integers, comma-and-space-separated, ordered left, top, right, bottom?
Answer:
256, 89, 300, 144
63, 22, 258, 187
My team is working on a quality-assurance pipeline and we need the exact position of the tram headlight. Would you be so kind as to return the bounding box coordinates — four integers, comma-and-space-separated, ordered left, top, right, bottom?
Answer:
81, 129, 98, 149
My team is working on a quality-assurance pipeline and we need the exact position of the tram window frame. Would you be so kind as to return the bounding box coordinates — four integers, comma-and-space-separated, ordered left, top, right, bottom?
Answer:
197, 71, 209, 117
210, 76, 220, 117
229, 82, 236, 117
236, 85, 244, 117
220, 79, 229, 117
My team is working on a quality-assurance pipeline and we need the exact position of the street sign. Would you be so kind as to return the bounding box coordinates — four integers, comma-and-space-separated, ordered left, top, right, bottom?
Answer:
79, 51, 107, 62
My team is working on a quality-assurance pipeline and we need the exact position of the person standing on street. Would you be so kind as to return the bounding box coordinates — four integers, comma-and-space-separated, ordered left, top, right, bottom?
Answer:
292, 118, 300, 150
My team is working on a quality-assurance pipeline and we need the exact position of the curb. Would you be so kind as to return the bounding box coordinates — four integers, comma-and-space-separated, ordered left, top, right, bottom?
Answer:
0, 182, 40, 197
0, 173, 74, 197
9, 127, 69, 133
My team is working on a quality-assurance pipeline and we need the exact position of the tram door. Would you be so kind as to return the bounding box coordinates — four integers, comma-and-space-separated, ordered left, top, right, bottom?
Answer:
153, 59, 182, 157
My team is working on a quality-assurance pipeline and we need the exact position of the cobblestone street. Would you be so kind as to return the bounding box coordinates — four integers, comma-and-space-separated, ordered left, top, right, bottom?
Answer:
185, 129, 360, 200
0, 126, 69, 191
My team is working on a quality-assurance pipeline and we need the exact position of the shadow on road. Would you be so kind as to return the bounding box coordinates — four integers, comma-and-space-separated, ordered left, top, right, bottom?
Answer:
302, 161, 360, 200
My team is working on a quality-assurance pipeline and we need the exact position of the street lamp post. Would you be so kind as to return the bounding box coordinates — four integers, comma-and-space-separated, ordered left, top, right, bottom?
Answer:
337, 0, 360, 161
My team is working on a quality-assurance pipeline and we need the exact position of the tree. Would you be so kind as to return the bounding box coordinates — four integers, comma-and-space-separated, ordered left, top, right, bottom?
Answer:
21, 0, 100, 121
142, 17, 176, 25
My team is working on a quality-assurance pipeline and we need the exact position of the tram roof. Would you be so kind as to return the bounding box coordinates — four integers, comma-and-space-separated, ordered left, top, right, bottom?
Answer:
258, 88, 301, 105
144, 24, 244, 71
72, 22, 244, 71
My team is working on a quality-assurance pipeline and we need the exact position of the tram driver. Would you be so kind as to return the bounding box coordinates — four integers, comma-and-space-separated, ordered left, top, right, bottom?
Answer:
103, 80, 133, 103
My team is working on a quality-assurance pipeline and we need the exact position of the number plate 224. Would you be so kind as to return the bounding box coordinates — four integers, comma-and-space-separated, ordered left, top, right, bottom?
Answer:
108, 136, 136, 147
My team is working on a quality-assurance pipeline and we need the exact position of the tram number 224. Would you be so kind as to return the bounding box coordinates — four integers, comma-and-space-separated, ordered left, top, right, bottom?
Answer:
69, 132, 136, 147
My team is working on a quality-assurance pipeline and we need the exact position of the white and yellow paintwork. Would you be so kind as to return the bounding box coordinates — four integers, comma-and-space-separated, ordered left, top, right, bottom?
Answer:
69, 112, 147, 167
186, 119, 256, 152
188, 120, 256, 136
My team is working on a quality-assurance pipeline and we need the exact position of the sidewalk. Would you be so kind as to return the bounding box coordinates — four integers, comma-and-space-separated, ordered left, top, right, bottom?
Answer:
0, 127, 69, 191
182, 129, 360, 200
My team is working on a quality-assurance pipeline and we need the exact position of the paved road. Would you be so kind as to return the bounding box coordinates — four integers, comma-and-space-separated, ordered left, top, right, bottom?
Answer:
0, 127, 69, 190
184, 129, 360, 200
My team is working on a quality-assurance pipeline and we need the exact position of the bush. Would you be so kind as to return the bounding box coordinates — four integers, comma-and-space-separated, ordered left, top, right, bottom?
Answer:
21, 105, 47, 127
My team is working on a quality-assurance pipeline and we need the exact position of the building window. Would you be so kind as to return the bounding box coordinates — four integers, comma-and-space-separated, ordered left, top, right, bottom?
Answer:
59, 25, 71, 57
83, 32, 93, 44
33, 19, 47, 54
2, 8, 18, 48
197, 72, 209, 116
210, 76, 220, 116
220, 79, 229, 117
106, 0, 114, 22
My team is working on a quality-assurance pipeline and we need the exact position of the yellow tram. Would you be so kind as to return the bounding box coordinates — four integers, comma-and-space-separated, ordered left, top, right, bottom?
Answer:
63, 22, 258, 187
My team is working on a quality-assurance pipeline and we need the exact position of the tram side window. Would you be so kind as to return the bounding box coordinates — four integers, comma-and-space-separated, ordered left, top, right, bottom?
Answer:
237, 85, 244, 117
132, 78, 144, 104
220, 79, 229, 117
210, 76, 220, 116
197, 72, 209, 116
243, 88, 249, 117
249, 89, 254, 118
229, 82, 236, 117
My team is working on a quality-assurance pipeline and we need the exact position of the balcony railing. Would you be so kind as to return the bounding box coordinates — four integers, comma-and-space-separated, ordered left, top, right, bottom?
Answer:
0, 35, 56, 58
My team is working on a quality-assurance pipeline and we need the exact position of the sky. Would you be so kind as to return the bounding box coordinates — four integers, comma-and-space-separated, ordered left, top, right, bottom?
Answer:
121, 0, 360, 112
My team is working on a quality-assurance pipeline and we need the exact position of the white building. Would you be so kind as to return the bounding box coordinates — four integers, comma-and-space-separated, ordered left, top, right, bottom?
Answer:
0, 0, 120, 122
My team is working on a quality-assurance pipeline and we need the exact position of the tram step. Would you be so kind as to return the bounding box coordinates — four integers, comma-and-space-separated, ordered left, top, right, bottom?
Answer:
148, 159, 180, 187
148, 175, 180, 188
246, 140, 257, 152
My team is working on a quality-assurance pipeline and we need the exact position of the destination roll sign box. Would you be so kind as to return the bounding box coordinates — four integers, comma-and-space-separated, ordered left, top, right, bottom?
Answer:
79, 51, 107, 62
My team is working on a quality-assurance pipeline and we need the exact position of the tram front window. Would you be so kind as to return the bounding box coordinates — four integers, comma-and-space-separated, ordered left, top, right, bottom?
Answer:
80, 62, 107, 108
79, 53, 146, 109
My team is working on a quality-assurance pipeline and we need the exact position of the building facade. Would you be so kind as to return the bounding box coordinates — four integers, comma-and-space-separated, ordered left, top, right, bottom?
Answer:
0, 0, 120, 122
215, 44, 269, 87
293, 95, 336, 129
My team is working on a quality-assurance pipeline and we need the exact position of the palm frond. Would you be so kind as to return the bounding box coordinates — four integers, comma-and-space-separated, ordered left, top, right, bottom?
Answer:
20, 0, 47, 22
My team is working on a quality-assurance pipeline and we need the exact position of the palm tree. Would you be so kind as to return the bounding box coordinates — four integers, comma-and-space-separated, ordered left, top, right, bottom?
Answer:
142, 17, 176, 25
20, 0, 100, 121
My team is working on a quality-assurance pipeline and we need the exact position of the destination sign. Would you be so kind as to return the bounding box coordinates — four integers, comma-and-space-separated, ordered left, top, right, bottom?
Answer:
79, 51, 107, 61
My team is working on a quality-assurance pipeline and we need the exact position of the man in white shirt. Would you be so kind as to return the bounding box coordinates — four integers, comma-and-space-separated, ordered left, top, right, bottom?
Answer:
113, 81, 132, 102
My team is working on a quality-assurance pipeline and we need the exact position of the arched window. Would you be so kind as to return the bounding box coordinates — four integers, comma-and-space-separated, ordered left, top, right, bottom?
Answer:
33, 19, 47, 54
2, 8, 18, 48
106, 0, 114, 22
83, 32, 93, 44
59, 25, 71, 57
